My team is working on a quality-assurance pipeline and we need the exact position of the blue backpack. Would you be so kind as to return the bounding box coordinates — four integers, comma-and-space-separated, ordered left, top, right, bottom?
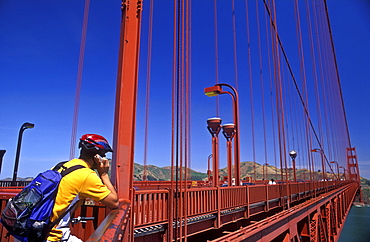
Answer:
0, 161, 84, 242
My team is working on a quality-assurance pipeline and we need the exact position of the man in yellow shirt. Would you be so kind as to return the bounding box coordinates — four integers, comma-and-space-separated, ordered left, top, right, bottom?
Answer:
46, 134, 119, 242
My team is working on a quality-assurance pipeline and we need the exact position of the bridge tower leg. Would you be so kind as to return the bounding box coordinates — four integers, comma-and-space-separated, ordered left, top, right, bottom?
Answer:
110, 0, 143, 241
346, 147, 363, 203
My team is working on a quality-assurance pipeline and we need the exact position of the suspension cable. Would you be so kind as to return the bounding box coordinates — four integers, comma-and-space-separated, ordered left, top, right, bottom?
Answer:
69, 0, 90, 160
255, 0, 269, 181
245, 0, 257, 181
143, 0, 154, 182
213, 0, 220, 116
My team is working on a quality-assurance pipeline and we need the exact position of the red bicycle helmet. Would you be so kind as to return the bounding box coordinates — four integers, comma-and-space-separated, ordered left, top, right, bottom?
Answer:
79, 134, 113, 156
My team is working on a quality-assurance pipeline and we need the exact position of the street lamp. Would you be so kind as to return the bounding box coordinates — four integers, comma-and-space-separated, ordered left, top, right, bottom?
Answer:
12, 122, 35, 186
207, 117, 222, 187
339, 166, 347, 181
204, 83, 241, 185
207, 154, 212, 183
311, 148, 326, 181
0, 150, 6, 175
330, 161, 340, 181
263, 163, 269, 182
289, 150, 297, 182
222, 123, 236, 186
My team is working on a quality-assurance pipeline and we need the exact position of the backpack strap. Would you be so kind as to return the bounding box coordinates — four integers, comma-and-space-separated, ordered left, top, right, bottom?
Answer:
52, 161, 68, 171
52, 161, 85, 177
46, 199, 80, 235
45, 162, 85, 236
60, 165, 85, 177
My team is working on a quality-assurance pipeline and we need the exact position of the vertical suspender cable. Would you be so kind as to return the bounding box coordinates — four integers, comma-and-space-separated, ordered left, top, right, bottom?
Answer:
178, 2, 184, 239
175, 0, 181, 236
265, 0, 286, 184
231, 0, 239, 91
264, 0, 335, 178
213, 0, 220, 116
311, 0, 325, 152
172, 0, 187, 240
322, 0, 345, 162
179, 0, 185, 240
183, 2, 191, 239
231, 0, 239, 181
255, 0, 269, 181
69, 0, 90, 160
143, 0, 154, 182
294, 0, 310, 180
245, 0, 257, 181
323, 0, 353, 149
170, 1, 178, 240
263, 1, 278, 180
306, 0, 321, 177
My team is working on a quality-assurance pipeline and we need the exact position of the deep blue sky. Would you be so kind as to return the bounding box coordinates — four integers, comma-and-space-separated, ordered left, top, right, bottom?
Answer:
0, 0, 369, 179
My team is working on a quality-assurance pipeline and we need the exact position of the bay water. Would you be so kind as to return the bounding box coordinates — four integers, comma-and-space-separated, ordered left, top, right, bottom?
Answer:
339, 206, 370, 242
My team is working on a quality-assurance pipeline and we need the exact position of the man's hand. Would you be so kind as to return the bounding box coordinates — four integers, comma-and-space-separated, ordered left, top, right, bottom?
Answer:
94, 154, 119, 209
94, 154, 110, 176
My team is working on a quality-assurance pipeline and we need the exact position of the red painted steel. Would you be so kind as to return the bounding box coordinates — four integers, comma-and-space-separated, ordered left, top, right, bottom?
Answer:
112, 0, 142, 199
87, 201, 130, 241
0, 180, 359, 241
210, 183, 358, 242
109, 0, 143, 241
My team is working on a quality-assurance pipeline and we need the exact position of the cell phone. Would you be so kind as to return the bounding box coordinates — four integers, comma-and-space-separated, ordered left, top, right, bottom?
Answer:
95, 154, 103, 163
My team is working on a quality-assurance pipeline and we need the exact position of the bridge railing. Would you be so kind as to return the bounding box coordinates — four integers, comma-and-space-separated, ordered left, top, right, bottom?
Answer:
187, 187, 217, 216
0, 181, 31, 187
221, 186, 247, 209
132, 180, 347, 229
0, 180, 352, 241
133, 189, 169, 226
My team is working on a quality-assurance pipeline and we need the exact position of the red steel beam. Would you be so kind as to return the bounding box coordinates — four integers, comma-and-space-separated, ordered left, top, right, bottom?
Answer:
86, 201, 131, 241
112, 0, 143, 202
89, 0, 143, 241
209, 183, 358, 242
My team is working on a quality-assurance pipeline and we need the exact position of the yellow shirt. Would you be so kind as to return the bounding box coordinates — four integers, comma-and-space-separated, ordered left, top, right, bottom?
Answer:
47, 159, 111, 241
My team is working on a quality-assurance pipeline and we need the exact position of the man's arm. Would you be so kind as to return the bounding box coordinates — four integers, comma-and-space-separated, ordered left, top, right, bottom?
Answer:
95, 155, 119, 209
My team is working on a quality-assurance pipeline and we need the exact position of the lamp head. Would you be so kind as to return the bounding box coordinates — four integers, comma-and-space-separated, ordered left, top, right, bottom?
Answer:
289, 150, 297, 159
22, 122, 35, 129
222, 123, 235, 139
311, 148, 321, 153
204, 85, 222, 97
207, 117, 222, 135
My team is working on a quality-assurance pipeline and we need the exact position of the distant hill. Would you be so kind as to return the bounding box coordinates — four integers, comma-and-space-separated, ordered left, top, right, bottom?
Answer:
133, 161, 370, 205
0, 177, 33, 182
133, 163, 208, 181
360, 177, 370, 204
133, 161, 343, 182
4, 161, 370, 204
5, 161, 364, 183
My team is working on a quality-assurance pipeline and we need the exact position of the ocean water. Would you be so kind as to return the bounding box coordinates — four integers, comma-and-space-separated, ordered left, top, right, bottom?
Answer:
339, 206, 370, 242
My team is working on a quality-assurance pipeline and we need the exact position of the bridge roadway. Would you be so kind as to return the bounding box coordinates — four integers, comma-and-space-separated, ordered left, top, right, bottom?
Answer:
0, 180, 358, 241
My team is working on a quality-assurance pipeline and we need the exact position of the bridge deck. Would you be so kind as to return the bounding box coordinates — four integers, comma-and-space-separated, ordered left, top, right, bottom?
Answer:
0, 180, 359, 241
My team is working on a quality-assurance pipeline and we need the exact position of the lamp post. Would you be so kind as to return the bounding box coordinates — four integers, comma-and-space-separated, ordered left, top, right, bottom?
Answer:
339, 166, 347, 181
207, 117, 222, 187
0, 150, 6, 175
289, 150, 297, 182
205, 83, 241, 185
263, 163, 269, 183
222, 123, 236, 186
207, 154, 212, 183
311, 148, 326, 181
330, 161, 340, 181
12, 122, 35, 186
